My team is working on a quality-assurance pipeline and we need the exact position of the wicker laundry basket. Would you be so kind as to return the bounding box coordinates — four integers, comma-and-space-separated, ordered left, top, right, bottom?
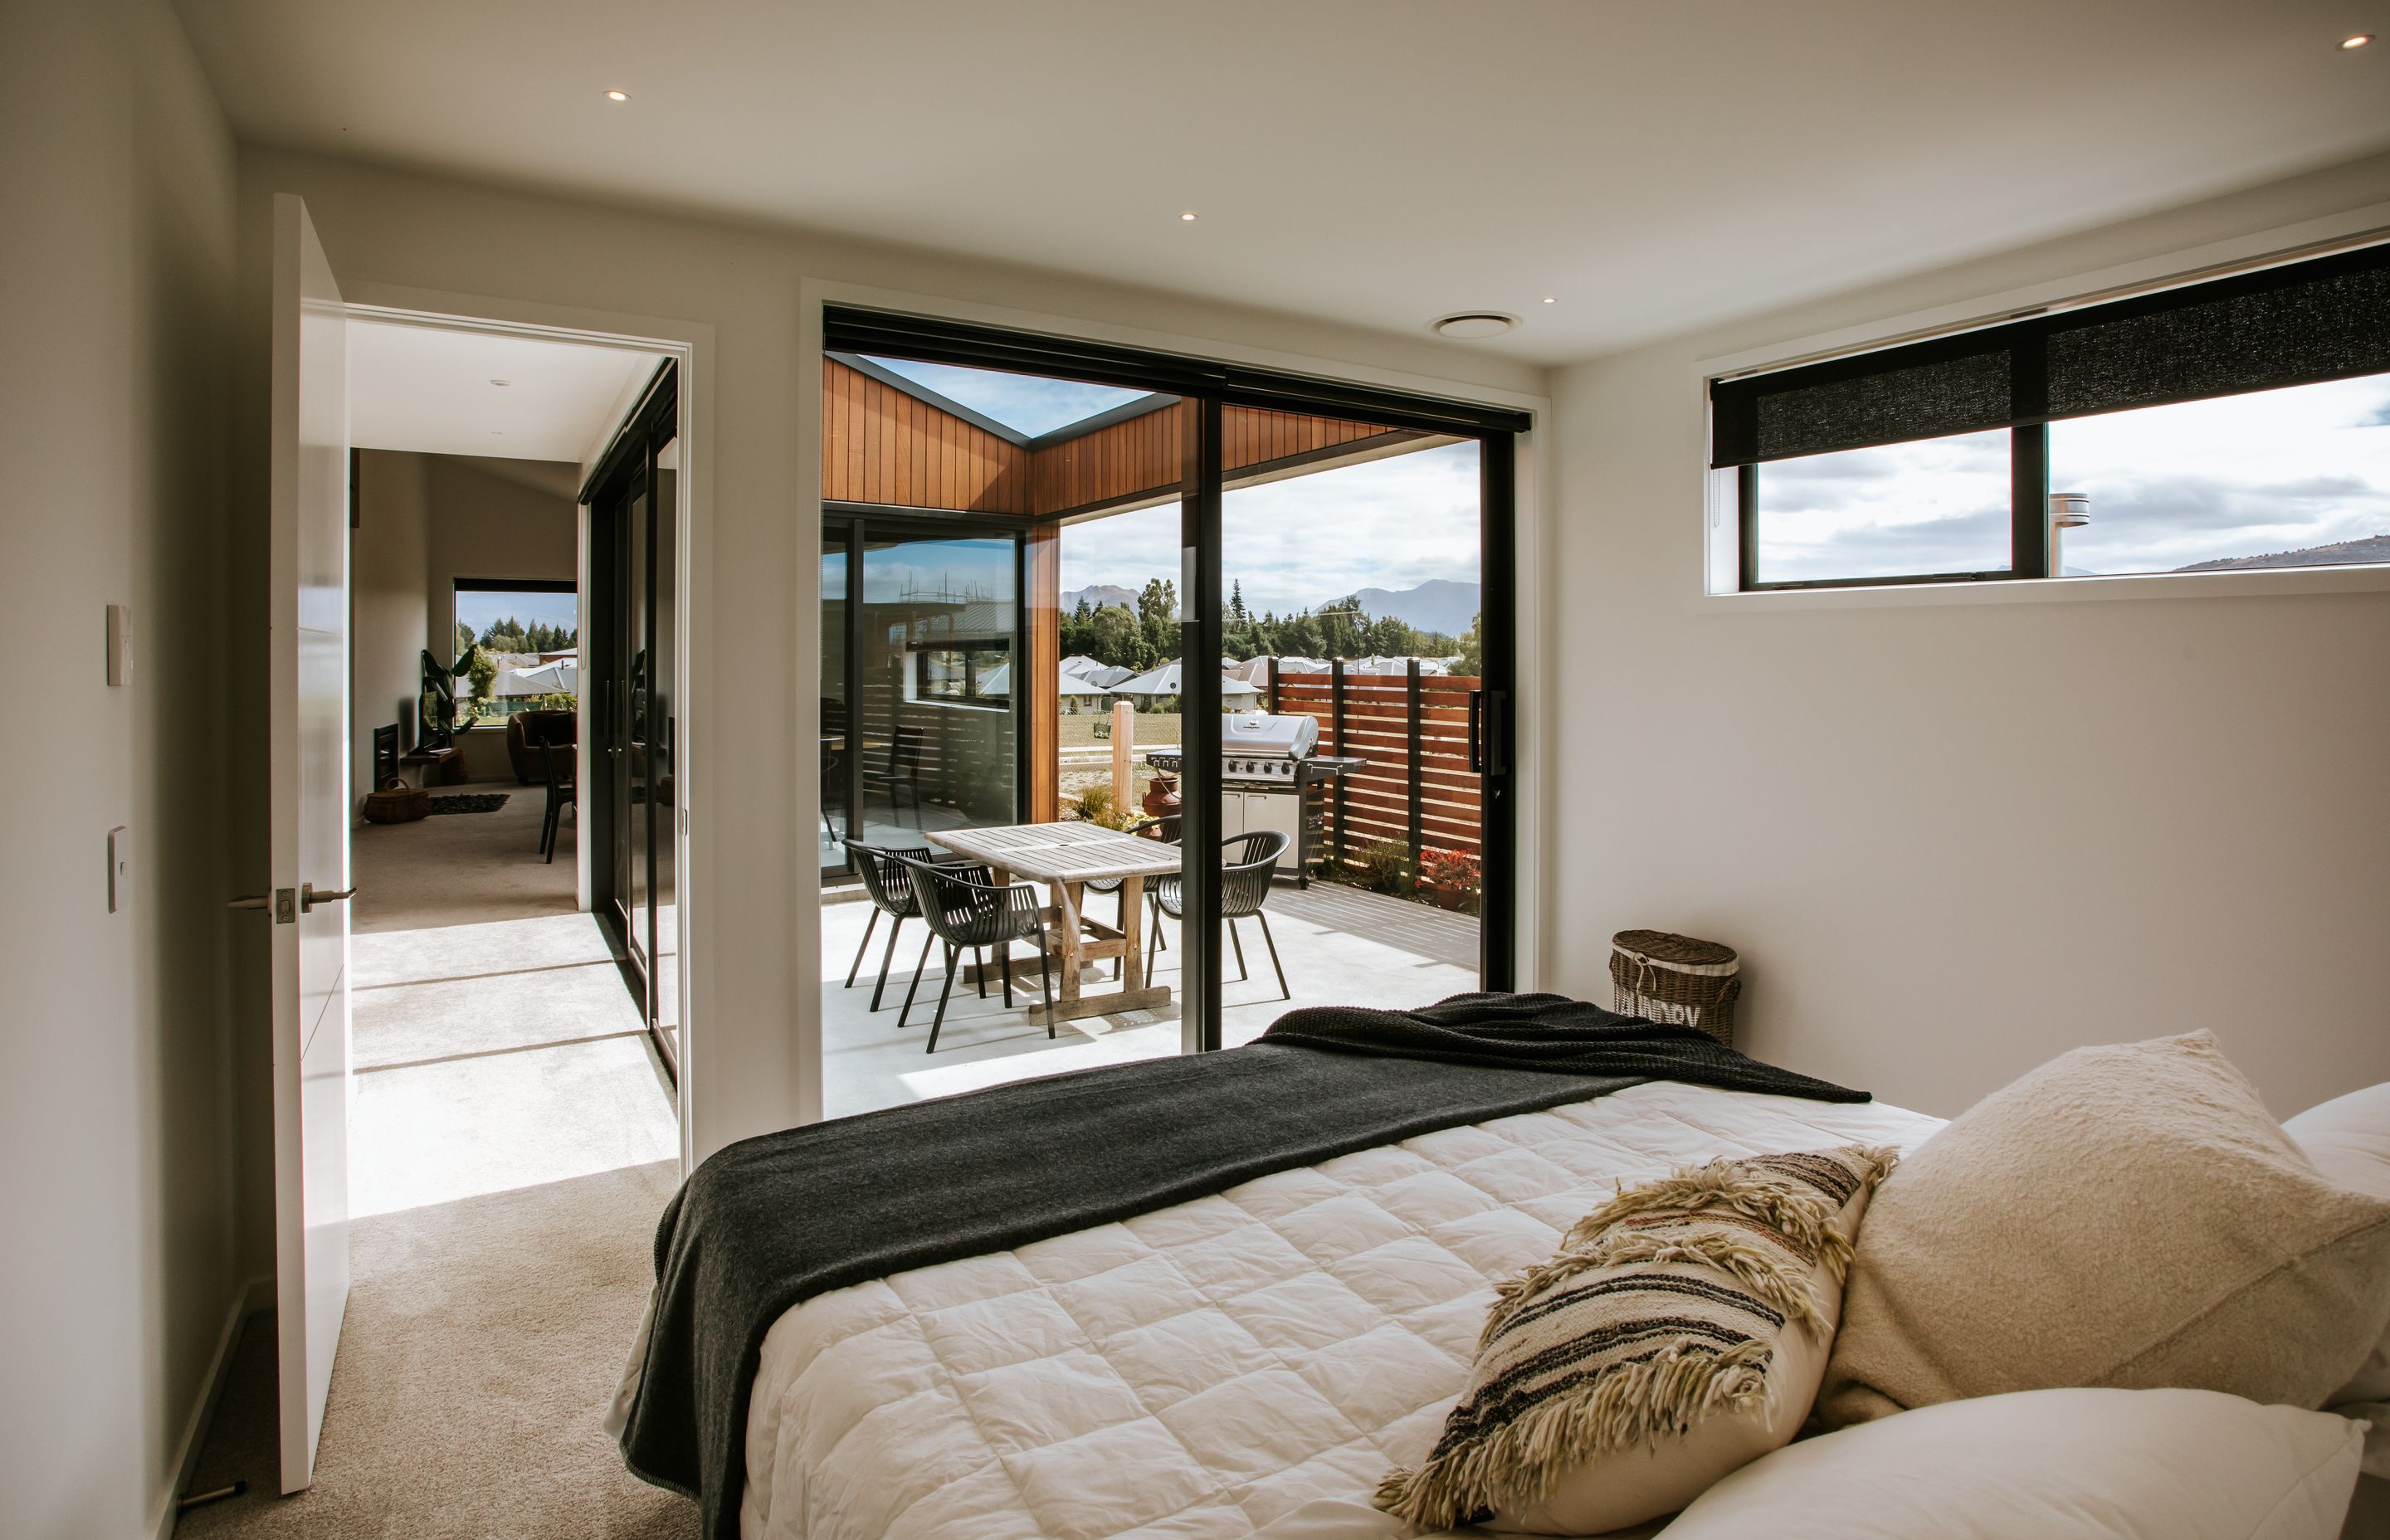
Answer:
363, 775, 431, 824
1610, 929, 1741, 1045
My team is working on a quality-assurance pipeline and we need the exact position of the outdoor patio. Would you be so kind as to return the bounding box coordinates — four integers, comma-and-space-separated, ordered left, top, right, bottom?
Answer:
819, 875, 1478, 1119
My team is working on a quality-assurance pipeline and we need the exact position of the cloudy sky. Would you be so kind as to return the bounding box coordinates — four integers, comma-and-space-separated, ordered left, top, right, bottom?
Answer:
871, 355, 1482, 615
1756, 373, 2390, 582
456, 587, 577, 637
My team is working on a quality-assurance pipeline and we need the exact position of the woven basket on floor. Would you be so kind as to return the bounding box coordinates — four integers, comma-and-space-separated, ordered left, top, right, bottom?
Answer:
1610, 929, 1740, 1045
364, 775, 431, 824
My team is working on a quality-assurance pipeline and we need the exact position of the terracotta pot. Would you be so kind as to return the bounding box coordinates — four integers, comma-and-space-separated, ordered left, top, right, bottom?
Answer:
1142, 773, 1181, 819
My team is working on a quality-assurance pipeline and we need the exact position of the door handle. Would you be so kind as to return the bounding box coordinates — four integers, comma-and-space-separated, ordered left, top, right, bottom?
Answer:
300, 883, 356, 912
230, 889, 298, 924
1485, 690, 1509, 779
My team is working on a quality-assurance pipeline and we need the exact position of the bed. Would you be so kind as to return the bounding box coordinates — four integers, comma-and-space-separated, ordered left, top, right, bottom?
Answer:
609, 996, 1939, 1540
733, 1080, 1939, 1540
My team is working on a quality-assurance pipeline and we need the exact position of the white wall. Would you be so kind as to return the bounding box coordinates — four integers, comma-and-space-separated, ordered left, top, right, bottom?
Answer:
1546, 152, 2390, 1121
0, 2, 244, 1535
424, 453, 579, 665
222, 147, 1547, 1208
353, 449, 429, 800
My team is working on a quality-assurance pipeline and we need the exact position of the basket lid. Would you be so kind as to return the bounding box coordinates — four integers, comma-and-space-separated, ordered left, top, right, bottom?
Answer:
1612, 929, 1739, 972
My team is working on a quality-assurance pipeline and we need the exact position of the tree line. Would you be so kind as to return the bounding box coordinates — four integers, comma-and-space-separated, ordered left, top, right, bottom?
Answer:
455, 616, 578, 658
1056, 578, 1476, 674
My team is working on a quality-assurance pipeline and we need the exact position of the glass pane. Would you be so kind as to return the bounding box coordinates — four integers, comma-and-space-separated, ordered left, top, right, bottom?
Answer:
2046, 373, 2390, 577
856, 533, 1016, 847
1752, 429, 2011, 584
625, 485, 651, 965
820, 534, 849, 872
652, 440, 680, 1058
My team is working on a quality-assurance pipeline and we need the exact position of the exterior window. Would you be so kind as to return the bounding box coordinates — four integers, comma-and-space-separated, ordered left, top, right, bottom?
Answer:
915, 644, 1011, 706
1714, 241, 2390, 591
2046, 373, 2390, 577
1749, 430, 2010, 586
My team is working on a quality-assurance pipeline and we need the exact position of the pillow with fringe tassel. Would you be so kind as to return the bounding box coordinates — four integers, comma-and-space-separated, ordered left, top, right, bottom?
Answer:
1377, 1145, 1897, 1536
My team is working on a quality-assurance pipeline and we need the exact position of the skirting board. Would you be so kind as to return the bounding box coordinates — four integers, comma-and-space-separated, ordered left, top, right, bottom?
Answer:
152, 1274, 275, 1540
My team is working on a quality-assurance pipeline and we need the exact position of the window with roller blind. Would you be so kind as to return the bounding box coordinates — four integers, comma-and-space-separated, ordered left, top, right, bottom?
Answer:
1714, 241, 2390, 591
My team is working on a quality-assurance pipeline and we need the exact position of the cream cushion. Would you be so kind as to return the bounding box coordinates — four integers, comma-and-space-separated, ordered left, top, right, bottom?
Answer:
2285, 1083, 2390, 1405
1660, 1388, 2365, 1540
1819, 1031, 2390, 1425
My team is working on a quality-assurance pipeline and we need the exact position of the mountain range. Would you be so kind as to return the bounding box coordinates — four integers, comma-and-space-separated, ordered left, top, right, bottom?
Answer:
1064, 578, 1481, 637
2173, 534, 2390, 572
1060, 583, 1139, 613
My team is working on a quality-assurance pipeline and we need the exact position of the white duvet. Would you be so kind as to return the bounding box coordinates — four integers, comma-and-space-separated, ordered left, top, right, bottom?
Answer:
728, 1082, 1944, 1540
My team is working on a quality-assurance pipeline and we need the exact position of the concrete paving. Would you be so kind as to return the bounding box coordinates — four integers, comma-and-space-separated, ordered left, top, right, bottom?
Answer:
350, 787, 676, 1218
820, 876, 1479, 1119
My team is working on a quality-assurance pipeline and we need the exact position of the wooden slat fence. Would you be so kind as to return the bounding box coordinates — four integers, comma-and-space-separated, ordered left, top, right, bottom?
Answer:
1271, 665, 1481, 865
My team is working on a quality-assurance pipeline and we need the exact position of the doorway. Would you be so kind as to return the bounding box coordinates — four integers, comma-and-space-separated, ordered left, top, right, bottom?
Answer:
813, 318, 1525, 1117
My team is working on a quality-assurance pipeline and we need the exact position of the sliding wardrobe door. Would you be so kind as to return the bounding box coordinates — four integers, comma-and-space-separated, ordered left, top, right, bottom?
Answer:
588, 363, 680, 1074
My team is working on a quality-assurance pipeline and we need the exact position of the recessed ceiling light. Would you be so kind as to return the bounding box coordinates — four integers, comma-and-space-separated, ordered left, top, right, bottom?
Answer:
605, 89, 630, 101
490, 378, 511, 387
1430, 311, 1519, 339
1180, 212, 1197, 222
2341, 32, 2373, 47
1542, 296, 1557, 305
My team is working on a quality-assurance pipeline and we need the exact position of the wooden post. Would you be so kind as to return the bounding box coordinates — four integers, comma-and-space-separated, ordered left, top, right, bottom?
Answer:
1266, 655, 1280, 714
1111, 699, 1134, 812
1330, 658, 1347, 868
1405, 658, 1424, 892
1026, 524, 1061, 822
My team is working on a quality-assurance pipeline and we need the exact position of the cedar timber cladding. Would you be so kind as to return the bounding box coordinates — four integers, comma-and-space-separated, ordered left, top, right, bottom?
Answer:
824, 355, 1412, 519
822, 357, 1029, 514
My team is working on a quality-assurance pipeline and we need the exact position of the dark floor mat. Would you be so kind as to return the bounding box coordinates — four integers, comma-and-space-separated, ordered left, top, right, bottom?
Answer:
427, 793, 509, 815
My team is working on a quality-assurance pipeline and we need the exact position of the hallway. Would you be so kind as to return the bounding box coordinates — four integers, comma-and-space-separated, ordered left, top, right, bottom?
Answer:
174, 784, 684, 1537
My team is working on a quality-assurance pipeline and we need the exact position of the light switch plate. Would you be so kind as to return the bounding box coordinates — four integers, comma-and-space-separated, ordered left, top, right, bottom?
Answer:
106, 826, 127, 913
105, 603, 130, 686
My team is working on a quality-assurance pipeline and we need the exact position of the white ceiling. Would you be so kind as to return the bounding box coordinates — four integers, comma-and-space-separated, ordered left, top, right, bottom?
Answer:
347, 319, 662, 462
180, 1, 2390, 363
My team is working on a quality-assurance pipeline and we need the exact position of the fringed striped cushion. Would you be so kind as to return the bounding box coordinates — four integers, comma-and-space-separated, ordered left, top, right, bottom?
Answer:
1378, 1145, 1897, 1533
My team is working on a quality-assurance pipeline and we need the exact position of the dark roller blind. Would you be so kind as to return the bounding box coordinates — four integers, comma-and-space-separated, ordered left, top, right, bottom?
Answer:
1710, 239, 2390, 468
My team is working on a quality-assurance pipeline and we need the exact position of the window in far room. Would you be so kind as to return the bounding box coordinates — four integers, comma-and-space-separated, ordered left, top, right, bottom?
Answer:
453, 578, 578, 724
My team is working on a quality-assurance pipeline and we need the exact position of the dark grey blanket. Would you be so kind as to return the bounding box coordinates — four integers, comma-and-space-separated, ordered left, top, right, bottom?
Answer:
618, 992, 1864, 1537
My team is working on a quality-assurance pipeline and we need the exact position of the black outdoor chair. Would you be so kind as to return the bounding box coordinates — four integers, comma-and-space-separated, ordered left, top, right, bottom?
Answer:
537, 738, 576, 863
841, 840, 988, 1021
863, 726, 927, 828
1085, 814, 1178, 977
1145, 830, 1290, 1001
891, 855, 1056, 1054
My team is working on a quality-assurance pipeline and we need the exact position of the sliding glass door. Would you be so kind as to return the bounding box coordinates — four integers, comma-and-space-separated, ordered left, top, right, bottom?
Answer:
819, 514, 1023, 873
817, 312, 1524, 1107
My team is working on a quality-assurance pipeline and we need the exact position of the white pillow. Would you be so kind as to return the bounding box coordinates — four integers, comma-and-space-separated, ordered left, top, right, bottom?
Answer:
2286, 1083, 2390, 1407
1660, 1388, 2363, 1540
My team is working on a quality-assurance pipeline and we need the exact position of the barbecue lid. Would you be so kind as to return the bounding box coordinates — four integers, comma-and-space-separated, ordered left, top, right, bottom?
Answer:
1224, 713, 1319, 758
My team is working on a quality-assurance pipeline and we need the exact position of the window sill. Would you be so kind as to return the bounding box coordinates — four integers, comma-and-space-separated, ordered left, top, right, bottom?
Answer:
1700, 562, 2390, 612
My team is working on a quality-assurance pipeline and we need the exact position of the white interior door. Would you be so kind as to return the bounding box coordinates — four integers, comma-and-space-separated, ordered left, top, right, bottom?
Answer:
267, 192, 353, 1493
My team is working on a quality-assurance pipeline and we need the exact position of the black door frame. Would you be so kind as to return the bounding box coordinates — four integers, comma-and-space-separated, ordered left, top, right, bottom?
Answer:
817, 504, 1032, 882
583, 360, 680, 1073
821, 307, 1529, 1051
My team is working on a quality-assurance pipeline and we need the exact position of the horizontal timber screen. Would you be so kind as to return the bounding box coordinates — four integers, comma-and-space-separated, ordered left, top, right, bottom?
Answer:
1271, 662, 1481, 868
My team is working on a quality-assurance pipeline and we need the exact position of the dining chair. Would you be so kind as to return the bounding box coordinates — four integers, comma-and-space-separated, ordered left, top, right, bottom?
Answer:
1085, 814, 1178, 976
891, 855, 1056, 1054
537, 737, 576, 863
1145, 830, 1290, 1001
841, 840, 988, 1021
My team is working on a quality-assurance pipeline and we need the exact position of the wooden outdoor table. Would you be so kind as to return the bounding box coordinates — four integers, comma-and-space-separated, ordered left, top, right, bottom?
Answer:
923, 823, 1181, 1028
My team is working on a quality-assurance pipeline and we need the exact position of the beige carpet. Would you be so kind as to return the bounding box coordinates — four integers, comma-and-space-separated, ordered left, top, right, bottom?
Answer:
177, 1161, 694, 1538
354, 779, 578, 933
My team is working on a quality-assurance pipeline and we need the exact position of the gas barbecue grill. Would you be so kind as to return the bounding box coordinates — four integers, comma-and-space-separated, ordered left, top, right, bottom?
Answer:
1146, 714, 1363, 885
